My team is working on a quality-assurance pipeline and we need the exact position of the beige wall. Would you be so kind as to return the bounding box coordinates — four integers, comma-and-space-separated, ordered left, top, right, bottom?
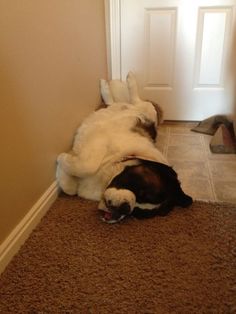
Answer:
0, 0, 108, 244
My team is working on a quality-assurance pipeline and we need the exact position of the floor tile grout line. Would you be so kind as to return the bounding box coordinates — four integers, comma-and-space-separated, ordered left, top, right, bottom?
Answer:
164, 126, 170, 158
200, 134, 217, 202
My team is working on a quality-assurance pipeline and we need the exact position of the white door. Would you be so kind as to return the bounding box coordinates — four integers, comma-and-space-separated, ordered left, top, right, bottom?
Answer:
108, 0, 236, 120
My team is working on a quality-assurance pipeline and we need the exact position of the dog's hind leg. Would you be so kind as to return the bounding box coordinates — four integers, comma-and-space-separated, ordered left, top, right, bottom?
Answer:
57, 138, 108, 178
56, 165, 78, 195
57, 153, 100, 178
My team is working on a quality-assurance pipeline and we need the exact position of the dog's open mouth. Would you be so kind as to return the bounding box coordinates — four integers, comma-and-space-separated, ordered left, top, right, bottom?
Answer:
99, 210, 126, 224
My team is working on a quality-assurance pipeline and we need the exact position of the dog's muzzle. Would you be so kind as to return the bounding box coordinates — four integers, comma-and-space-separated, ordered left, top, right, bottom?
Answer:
98, 188, 136, 223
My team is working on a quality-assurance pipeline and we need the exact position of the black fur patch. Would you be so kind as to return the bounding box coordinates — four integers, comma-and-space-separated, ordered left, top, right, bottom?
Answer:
132, 118, 157, 141
108, 159, 193, 219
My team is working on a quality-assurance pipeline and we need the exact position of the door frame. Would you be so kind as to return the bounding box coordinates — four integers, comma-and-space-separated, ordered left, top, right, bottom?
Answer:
105, 0, 121, 79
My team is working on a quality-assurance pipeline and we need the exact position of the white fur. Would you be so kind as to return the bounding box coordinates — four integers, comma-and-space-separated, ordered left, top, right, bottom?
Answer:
100, 79, 114, 105
100, 71, 141, 105
135, 202, 161, 210
98, 188, 136, 212
57, 72, 168, 201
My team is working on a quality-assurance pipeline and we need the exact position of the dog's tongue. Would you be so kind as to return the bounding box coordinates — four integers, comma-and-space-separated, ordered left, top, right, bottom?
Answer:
100, 210, 125, 224
104, 211, 112, 221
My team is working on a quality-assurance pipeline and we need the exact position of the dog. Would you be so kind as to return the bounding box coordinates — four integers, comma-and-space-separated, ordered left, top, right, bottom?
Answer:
57, 72, 192, 223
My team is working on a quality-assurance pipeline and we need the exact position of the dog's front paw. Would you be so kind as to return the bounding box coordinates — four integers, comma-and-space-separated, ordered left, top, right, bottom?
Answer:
126, 71, 141, 104
57, 152, 69, 164
126, 71, 136, 88
100, 79, 114, 105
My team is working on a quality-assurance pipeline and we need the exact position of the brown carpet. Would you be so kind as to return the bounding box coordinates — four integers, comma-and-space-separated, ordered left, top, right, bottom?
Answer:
0, 194, 236, 313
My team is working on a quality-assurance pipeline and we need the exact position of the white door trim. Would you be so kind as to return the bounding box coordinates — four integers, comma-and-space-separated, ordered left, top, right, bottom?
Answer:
105, 0, 121, 79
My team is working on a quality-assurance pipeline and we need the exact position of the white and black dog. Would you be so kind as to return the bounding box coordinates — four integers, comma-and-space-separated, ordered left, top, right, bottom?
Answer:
57, 72, 192, 223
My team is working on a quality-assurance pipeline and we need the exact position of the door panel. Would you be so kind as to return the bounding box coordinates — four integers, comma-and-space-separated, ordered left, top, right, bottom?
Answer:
120, 0, 236, 120
145, 8, 176, 87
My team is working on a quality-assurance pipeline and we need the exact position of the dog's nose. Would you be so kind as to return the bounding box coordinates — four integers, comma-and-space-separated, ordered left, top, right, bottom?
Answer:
118, 202, 131, 215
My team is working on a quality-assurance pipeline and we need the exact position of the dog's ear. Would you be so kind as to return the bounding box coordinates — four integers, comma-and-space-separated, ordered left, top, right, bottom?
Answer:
148, 101, 164, 125
160, 165, 193, 208
133, 118, 157, 141
141, 160, 193, 209
174, 190, 193, 208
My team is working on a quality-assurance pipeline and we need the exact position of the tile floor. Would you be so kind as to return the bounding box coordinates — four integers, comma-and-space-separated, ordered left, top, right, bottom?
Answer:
156, 122, 236, 203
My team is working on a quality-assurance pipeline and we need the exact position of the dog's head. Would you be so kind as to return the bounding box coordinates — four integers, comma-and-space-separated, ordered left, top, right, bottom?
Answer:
98, 187, 136, 223
98, 160, 193, 223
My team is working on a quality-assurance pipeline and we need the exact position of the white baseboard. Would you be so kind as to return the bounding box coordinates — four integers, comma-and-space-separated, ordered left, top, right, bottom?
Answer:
0, 181, 59, 274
